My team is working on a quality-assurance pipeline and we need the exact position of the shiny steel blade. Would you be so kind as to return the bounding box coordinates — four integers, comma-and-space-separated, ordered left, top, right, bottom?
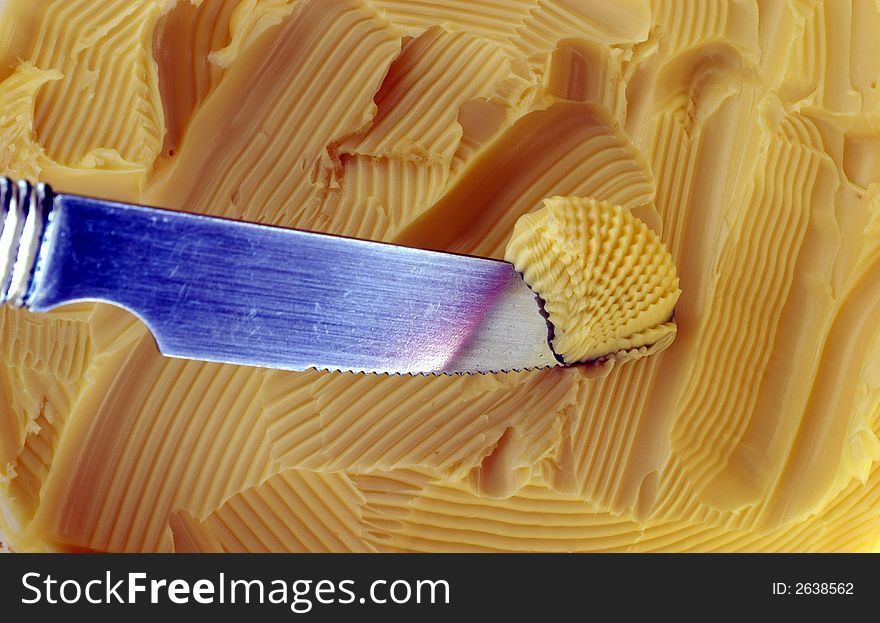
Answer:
2, 179, 560, 375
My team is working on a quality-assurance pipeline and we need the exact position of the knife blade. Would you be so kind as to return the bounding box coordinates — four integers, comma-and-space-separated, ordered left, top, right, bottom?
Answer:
0, 177, 560, 375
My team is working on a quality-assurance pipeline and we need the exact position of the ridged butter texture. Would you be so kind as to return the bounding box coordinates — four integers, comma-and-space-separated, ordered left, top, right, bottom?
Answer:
0, 0, 879, 552
504, 196, 680, 364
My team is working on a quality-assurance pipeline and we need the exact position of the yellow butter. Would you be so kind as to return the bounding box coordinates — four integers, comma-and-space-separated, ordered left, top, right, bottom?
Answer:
505, 196, 680, 364
0, 0, 878, 552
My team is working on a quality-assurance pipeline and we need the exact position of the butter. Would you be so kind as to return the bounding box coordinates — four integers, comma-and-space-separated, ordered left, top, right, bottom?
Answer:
505, 196, 679, 364
0, 0, 879, 552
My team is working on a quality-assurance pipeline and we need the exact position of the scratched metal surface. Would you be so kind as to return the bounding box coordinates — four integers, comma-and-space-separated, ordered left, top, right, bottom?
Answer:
24, 192, 559, 375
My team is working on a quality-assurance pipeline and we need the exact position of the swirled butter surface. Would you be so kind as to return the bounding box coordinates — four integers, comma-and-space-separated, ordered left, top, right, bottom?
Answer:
0, 0, 879, 552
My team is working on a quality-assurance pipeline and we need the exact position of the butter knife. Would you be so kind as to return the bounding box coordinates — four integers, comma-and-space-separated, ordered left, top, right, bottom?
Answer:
0, 178, 559, 375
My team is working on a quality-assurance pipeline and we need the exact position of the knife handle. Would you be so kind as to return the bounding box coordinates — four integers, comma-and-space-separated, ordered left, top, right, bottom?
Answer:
0, 177, 53, 309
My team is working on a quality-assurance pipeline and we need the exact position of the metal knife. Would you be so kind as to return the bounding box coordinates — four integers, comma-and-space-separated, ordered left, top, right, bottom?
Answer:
0, 177, 560, 375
